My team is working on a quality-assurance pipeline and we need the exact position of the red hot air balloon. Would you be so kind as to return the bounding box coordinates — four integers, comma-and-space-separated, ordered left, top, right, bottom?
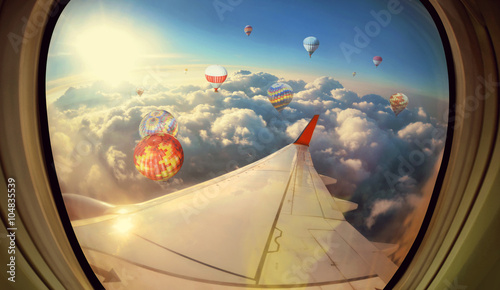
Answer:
244, 25, 253, 36
205, 65, 227, 92
373, 56, 383, 67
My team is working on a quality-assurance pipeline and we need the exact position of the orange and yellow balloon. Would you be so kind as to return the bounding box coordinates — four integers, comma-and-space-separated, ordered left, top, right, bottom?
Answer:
134, 133, 184, 181
390, 93, 409, 116
244, 25, 253, 36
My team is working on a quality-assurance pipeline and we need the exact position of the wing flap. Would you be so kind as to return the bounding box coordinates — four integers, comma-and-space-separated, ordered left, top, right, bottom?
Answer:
327, 220, 398, 283
319, 174, 338, 186
332, 199, 358, 213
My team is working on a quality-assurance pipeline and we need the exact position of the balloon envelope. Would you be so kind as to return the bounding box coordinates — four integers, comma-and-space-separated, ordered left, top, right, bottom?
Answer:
139, 110, 178, 138
373, 56, 383, 67
352, 72, 356, 77
267, 83, 294, 112
244, 25, 252, 36
303, 36, 319, 58
134, 133, 184, 181
390, 93, 409, 116
136, 88, 144, 96
205, 65, 227, 92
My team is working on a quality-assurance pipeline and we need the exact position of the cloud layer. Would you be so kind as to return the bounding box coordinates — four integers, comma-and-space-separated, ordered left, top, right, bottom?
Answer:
48, 70, 447, 262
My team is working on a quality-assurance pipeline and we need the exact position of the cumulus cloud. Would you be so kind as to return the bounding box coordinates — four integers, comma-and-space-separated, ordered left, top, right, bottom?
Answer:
417, 107, 427, 118
398, 121, 434, 141
353, 101, 375, 111
340, 158, 370, 182
210, 108, 267, 146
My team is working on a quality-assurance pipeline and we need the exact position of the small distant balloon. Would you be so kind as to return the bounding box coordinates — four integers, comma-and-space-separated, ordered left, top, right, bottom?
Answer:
352, 72, 356, 77
184, 68, 188, 74
205, 65, 227, 92
134, 133, 184, 181
373, 56, 383, 67
303, 36, 319, 58
267, 83, 294, 112
390, 93, 409, 116
136, 88, 144, 97
139, 110, 178, 138
244, 25, 253, 36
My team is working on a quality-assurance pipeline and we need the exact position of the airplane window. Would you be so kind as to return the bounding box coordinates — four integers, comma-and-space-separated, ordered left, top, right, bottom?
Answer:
44, 0, 451, 288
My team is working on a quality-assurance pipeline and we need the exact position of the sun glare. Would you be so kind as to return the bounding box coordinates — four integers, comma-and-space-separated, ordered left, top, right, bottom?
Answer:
75, 25, 143, 85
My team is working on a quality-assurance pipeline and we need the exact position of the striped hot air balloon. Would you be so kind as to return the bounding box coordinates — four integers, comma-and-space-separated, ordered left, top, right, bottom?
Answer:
267, 83, 294, 112
373, 56, 383, 67
303, 36, 319, 58
244, 25, 253, 36
134, 133, 184, 181
205, 65, 227, 92
139, 110, 178, 139
390, 93, 409, 116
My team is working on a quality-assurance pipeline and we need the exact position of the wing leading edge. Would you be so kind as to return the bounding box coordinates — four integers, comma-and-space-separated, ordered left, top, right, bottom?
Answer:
71, 115, 398, 289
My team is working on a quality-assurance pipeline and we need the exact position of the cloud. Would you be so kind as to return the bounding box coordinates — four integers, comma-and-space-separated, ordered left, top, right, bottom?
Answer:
221, 70, 278, 97
304, 76, 343, 94
54, 81, 136, 111
106, 146, 133, 181
340, 158, 370, 182
366, 198, 403, 229
365, 191, 420, 230
353, 101, 375, 111
211, 108, 268, 146
398, 121, 434, 141
417, 107, 427, 118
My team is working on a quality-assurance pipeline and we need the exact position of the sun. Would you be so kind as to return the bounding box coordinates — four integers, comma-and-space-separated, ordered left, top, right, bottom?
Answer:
75, 25, 143, 85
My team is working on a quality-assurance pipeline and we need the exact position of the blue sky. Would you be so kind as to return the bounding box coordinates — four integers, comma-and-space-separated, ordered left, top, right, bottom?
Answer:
47, 0, 448, 102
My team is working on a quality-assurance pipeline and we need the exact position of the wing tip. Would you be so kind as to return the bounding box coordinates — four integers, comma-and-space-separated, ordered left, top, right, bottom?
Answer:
294, 115, 319, 146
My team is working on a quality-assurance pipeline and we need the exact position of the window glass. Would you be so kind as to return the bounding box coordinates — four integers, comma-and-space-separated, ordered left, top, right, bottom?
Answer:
46, 0, 449, 288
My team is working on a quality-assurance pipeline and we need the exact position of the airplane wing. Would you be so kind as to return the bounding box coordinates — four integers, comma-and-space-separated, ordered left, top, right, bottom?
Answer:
70, 115, 398, 289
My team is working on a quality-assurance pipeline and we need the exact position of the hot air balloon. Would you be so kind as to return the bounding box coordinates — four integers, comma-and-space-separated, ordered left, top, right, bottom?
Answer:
184, 68, 188, 74
136, 88, 144, 97
134, 133, 184, 181
205, 65, 227, 92
303, 36, 319, 58
139, 110, 178, 139
244, 25, 253, 36
373, 56, 383, 67
390, 93, 409, 116
267, 82, 294, 112
352, 72, 356, 77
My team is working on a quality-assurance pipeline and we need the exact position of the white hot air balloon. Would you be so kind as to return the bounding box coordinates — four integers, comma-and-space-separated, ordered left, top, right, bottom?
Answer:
303, 36, 320, 58
205, 65, 228, 92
